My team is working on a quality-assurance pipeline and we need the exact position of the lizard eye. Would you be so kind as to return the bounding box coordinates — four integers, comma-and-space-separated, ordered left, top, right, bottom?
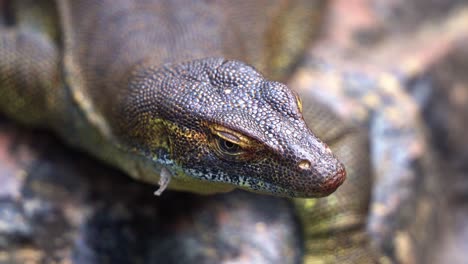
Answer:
216, 137, 243, 155
209, 124, 262, 160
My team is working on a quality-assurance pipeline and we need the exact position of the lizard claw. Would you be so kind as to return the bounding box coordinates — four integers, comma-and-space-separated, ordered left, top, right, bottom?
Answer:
154, 167, 172, 196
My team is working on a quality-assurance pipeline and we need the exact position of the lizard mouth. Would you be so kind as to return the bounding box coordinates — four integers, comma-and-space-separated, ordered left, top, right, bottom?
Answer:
181, 160, 346, 198
268, 162, 346, 198
239, 168, 346, 198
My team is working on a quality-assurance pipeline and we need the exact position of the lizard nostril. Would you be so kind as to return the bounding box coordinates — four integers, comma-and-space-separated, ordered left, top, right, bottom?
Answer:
298, 159, 311, 170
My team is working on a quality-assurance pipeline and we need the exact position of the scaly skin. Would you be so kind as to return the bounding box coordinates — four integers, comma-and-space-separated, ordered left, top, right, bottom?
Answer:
0, 0, 345, 198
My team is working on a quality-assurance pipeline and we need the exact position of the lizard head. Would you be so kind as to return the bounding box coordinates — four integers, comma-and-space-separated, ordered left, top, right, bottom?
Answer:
124, 58, 345, 198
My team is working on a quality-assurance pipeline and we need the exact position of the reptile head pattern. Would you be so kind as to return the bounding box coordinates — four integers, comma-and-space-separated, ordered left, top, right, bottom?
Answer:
124, 58, 346, 198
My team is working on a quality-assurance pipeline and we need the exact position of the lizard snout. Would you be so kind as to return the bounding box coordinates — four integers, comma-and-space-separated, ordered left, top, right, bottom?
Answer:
295, 156, 346, 197
287, 141, 347, 198
320, 165, 346, 196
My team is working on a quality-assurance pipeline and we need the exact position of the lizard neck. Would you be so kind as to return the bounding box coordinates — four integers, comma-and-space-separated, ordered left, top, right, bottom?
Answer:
76, 2, 242, 133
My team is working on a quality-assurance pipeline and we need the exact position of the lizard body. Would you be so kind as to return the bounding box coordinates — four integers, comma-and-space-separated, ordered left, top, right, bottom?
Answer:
0, 0, 345, 198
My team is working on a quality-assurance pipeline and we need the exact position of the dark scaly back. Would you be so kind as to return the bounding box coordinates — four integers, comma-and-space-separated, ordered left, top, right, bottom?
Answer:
0, 0, 63, 126
58, 0, 234, 134
58, 0, 323, 127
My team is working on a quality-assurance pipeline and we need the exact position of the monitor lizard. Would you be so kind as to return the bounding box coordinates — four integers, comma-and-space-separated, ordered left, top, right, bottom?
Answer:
2, 0, 436, 263
4, 0, 467, 263
0, 0, 347, 198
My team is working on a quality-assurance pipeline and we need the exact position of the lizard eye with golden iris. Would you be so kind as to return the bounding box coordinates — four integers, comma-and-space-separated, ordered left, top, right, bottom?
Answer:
216, 138, 242, 155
